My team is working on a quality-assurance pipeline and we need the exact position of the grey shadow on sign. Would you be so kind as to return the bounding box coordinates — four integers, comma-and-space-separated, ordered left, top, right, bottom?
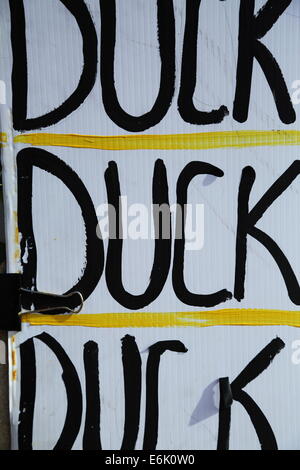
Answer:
202, 174, 218, 186
189, 380, 219, 426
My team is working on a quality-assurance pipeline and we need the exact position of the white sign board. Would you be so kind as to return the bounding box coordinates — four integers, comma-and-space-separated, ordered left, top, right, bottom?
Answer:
1, 0, 300, 450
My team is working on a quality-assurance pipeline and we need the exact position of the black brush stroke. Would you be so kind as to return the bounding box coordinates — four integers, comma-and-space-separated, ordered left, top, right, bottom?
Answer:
121, 335, 142, 450
83, 341, 101, 450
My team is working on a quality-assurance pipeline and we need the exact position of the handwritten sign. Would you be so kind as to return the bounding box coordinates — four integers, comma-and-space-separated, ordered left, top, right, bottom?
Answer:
1, 0, 300, 450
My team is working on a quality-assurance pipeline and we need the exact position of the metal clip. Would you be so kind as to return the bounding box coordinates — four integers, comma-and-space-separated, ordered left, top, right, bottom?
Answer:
18, 289, 84, 316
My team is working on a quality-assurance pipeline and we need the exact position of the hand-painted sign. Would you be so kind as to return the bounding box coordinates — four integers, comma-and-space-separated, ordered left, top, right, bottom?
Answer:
1, 0, 300, 450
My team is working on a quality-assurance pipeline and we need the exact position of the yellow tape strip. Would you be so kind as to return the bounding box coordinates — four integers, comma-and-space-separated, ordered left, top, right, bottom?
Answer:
20, 308, 300, 328
0, 132, 7, 148
14, 130, 300, 150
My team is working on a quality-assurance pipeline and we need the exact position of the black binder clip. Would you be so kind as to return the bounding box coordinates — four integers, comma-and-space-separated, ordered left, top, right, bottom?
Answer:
0, 273, 22, 331
19, 289, 84, 317
0, 273, 84, 331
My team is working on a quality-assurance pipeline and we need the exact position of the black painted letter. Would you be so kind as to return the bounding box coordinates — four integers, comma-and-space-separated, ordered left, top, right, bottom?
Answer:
217, 337, 285, 450
100, 0, 175, 132
17, 148, 104, 312
178, 0, 229, 124
234, 161, 300, 304
173, 162, 232, 307
105, 160, 171, 309
233, 0, 295, 124
10, 0, 97, 130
